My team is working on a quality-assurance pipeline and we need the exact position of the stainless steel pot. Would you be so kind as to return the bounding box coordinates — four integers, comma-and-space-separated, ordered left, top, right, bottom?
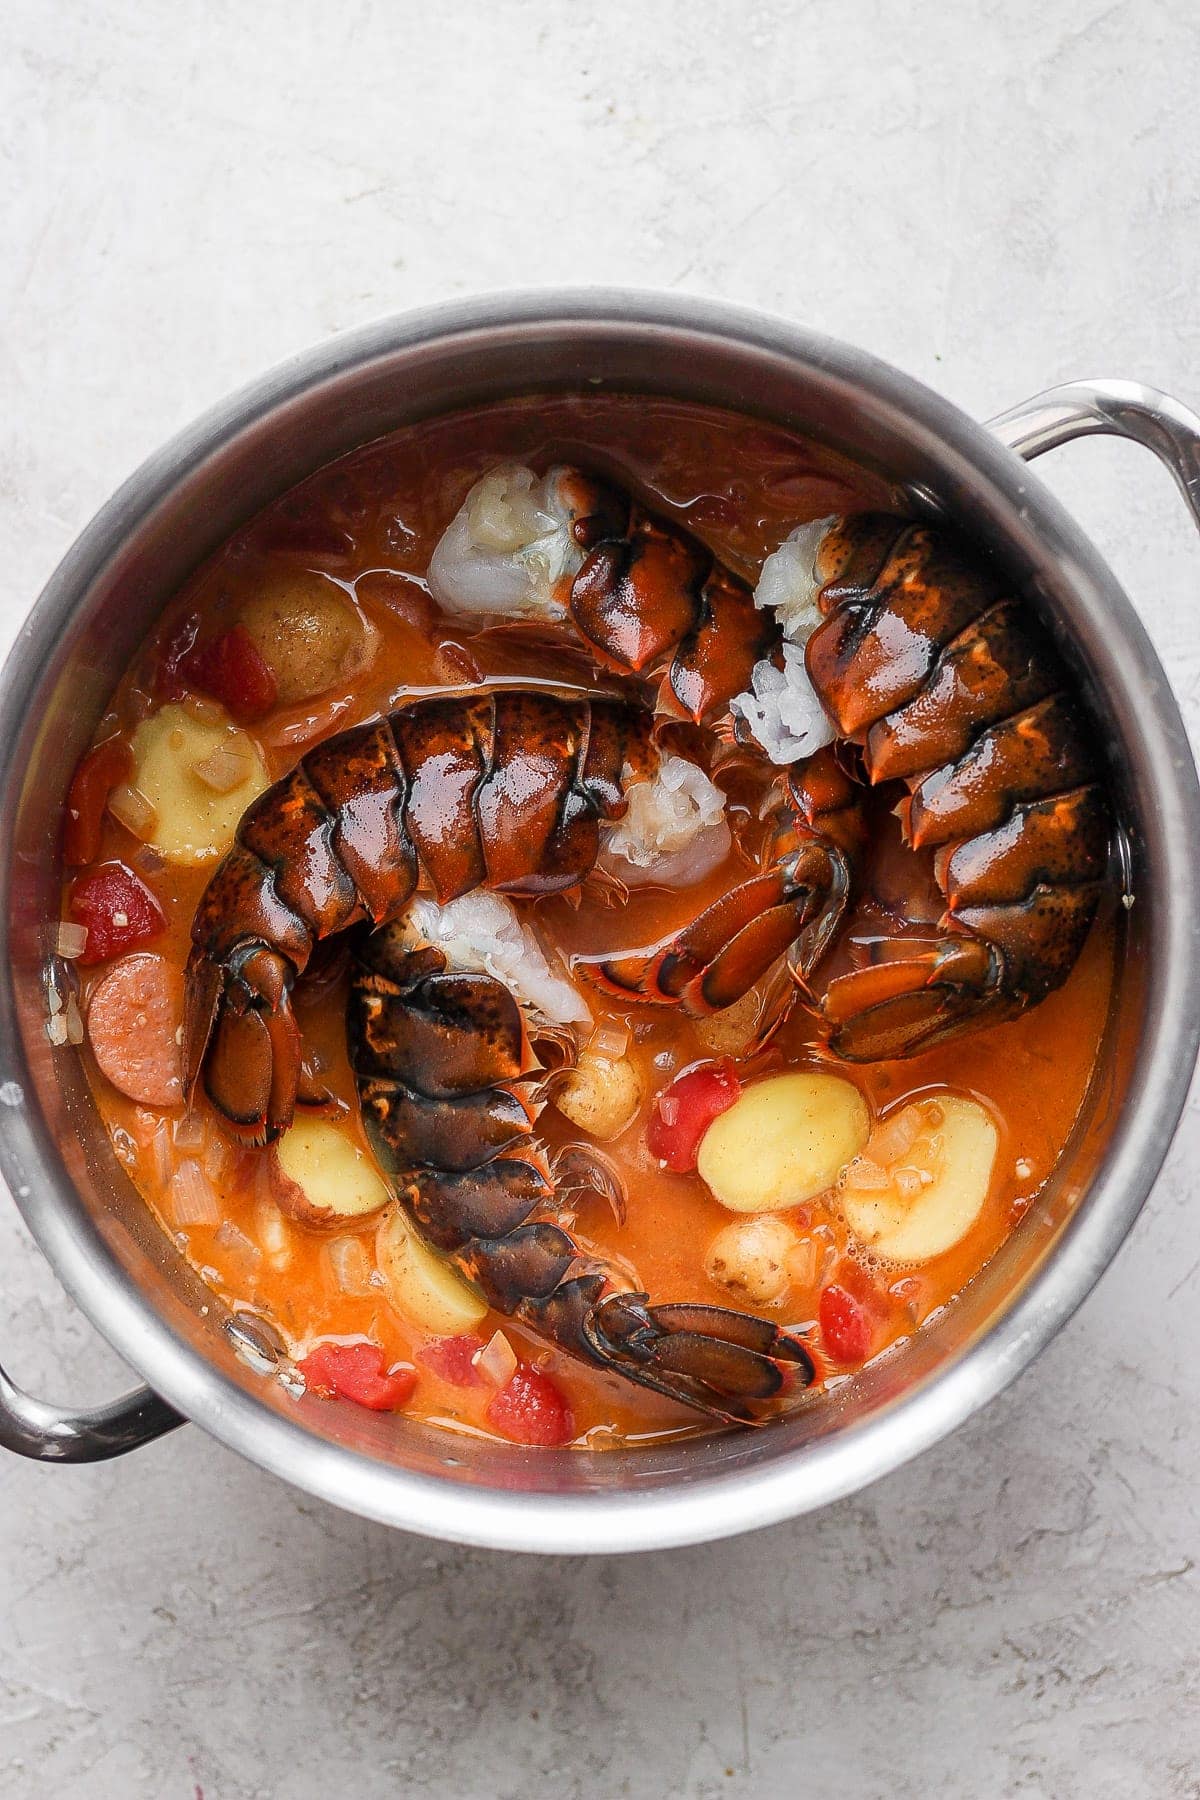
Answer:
1, 292, 1197, 1553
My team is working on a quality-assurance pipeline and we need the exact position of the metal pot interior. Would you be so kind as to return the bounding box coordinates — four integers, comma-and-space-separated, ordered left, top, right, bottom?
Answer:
0, 302, 1177, 1536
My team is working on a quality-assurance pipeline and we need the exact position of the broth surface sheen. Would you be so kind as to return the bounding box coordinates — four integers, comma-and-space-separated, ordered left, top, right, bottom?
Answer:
64, 394, 1118, 1449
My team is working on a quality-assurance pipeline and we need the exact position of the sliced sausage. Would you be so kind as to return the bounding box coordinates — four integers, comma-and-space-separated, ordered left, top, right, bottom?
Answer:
86, 952, 184, 1107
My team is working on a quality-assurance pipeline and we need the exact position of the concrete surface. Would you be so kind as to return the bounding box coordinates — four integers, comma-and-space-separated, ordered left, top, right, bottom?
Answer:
2, 2, 1199, 1795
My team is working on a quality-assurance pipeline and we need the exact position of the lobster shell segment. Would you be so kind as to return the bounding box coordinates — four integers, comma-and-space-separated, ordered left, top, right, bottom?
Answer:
562, 470, 778, 723
802, 513, 1112, 1057
347, 937, 815, 1424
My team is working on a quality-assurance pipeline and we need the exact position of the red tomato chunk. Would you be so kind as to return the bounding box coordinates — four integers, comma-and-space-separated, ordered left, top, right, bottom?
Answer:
68, 862, 166, 965
418, 1334, 486, 1387
819, 1283, 873, 1365
299, 1342, 417, 1412
178, 625, 278, 723
485, 1363, 575, 1446
63, 737, 133, 866
646, 1058, 741, 1173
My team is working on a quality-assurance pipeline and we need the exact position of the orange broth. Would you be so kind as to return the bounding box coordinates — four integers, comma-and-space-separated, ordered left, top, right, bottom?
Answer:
66, 394, 1119, 1447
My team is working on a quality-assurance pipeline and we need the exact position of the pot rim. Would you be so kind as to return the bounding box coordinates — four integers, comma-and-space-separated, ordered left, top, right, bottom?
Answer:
2, 287, 1198, 1552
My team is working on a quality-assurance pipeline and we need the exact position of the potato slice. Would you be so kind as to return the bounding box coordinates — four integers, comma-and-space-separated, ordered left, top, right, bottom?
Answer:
697, 1070, 869, 1212
376, 1204, 487, 1335
840, 1094, 998, 1263
693, 986, 764, 1058
273, 1116, 390, 1229
129, 703, 269, 865
239, 574, 376, 704
705, 1215, 799, 1306
553, 1049, 642, 1142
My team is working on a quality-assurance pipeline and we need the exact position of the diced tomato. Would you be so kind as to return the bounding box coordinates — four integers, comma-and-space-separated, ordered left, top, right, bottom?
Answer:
63, 736, 133, 866
68, 862, 166, 965
298, 1341, 417, 1412
818, 1283, 874, 1365
178, 625, 278, 723
154, 613, 200, 701
485, 1362, 575, 1447
418, 1333, 486, 1387
646, 1058, 741, 1173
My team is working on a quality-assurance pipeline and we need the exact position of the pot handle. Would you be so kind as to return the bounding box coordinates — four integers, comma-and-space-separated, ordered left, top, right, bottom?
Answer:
0, 1358, 183, 1462
987, 378, 1200, 528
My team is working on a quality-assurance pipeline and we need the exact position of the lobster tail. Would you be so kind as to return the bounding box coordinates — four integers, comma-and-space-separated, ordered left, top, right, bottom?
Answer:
183, 942, 302, 1144
347, 942, 813, 1424
560, 469, 780, 722
185, 693, 657, 1140
801, 516, 1111, 1058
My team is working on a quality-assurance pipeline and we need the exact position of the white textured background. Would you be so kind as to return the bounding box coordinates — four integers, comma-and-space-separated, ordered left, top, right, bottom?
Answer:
3, 4, 1199, 1796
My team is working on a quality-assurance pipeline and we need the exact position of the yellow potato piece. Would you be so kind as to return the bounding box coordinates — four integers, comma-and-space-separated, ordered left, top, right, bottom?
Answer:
376, 1205, 487, 1335
239, 574, 375, 704
840, 1095, 998, 1263
697, 1070, 869, 1212
693, 986, 763, 1058
274, 1116, 391, 1228
130, 704, 269, 866
553, 1050, 641, 1142
705, 1215, 799, 1306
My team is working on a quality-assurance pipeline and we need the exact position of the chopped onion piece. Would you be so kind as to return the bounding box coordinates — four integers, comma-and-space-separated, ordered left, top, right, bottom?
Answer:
182, 692, 226, 725
215, 1219, 262, 1270
172, 1110, 207, 1153
108, 782, 158, 840
169, 1158, 221, 1226
893, 1166, 925, 1201
870, 1106, 923, 1165
191, 740, 254, 794
325, 1235, 374, 1295
840, 1154, 891, 1193
44, 1014, 68, 1047
64, 994, 84, 1046
150, 1118, 174, 1188
202, 1125, 234, 1186
588, 1022, 631, 1060
255, 1197, 292, 1266
55, 921, 89, 960
473, 1329, 519, 1389
785, 1236, 821, 1290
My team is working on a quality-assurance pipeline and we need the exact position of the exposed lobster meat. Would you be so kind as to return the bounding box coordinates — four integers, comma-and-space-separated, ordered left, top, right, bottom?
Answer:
428, 462, 781, 723
349, 923, 813, 1422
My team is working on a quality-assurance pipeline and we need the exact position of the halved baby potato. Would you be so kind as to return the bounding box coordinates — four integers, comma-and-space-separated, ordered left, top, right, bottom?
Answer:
553, 1048, 642, 1142
376, 1205, 488, 1335
840, 1094, 998, 1263
705, 1214, 799, 1306
128, 703, 269, 865
697, 1070, 870, 1212
239, 573, 376, 704
273, 1115, 391, 1229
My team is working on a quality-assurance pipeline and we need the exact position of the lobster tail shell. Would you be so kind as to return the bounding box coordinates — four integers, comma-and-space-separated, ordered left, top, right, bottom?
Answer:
348, 944, 814, 1424
562, 471, 779, 723
185, 691, 658, 1140
805, 514, 1111, 1052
